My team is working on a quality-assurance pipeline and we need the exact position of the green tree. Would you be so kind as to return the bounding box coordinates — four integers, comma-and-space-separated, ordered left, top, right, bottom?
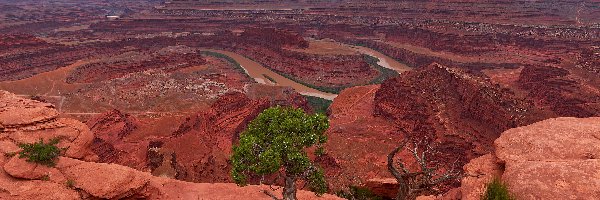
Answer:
231, 106, 329, 200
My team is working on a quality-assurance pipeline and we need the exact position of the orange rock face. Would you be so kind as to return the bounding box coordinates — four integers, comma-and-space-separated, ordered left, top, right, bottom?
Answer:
0, 90, 339, 200
323, 85, 401, 190
494, 117, 600, 200
457, 117, 600, 200
87, 86, 311, 183
460, 154, 503, 200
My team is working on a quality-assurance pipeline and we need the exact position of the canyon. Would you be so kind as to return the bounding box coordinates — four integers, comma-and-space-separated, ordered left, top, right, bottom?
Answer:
0, 0, 599, 199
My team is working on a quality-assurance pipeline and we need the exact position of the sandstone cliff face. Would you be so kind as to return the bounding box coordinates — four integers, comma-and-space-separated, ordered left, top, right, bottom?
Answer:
0, 90, 339, 200
322, 85, 401, 190
374, 63, 546, 165
457, 117, 600, 200
0, 91, 97, 161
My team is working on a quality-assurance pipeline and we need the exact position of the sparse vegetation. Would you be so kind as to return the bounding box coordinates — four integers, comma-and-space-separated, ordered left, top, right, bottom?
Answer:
482, 178, 514, 200
263, 74, 277, 83
387, 140, 462, 200
4, 152, 17, 157
231, 106, 329, 200
304, 95, 333, 114
336, 186, 389, 200
275, 71, 347, 94
40, 174, 50, 181
363, 54, 399, 84
66, 179, 76, 189
18, 138, 62, 167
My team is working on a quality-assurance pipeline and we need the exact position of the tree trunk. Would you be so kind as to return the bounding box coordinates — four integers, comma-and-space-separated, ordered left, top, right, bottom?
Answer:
395, 179, 411, 200
283, 176, 297, 200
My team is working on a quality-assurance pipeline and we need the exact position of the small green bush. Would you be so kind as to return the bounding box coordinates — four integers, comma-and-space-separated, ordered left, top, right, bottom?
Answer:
40, 174, 50, 181
66, 179, 76, 189
18, 138, 62, 167
482, 178, 514, 200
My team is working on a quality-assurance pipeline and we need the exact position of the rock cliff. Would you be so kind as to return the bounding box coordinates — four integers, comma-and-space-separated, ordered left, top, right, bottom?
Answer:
458, 117, 600, 200
0, 90, 339, 200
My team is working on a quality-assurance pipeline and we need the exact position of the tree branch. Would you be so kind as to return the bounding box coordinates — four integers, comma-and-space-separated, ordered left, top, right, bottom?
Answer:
387, 141, 408, 180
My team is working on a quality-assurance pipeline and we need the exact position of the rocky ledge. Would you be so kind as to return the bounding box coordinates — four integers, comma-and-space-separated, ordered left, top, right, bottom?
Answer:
0, 90, 340, 200
460, 117, 600, 200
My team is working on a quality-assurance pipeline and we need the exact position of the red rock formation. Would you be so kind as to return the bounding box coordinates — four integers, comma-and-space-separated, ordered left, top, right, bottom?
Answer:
66, 51, 207, 83
454, 117, 600, 200
241, 27, 309, 49
87, 109, 137, 163
517, 64, 600, 117
322, 85, 401, 190
0, 90, 340, 200
88, 86, 311, 183
374, 63, 546, 166
0, 91, 97, 161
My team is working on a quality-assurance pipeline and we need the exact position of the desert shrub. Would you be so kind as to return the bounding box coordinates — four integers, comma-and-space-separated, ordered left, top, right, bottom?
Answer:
363, 54, 399, 85
66, 179, 76, 188
336, 186, 389, 200
40, 174, 50, 181
231, 106, 329, 200
482, 178, 514, 200
18, 138, 62, 167
304, 95, 332, 114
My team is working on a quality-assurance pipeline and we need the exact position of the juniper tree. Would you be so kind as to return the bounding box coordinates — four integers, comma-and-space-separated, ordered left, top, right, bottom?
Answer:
231, 106, 329, 200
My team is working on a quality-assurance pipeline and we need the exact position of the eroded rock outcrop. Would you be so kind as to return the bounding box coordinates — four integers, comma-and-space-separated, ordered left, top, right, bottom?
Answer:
495, 117, 600, 199
0, 90, 340, 200
88, 86, 311, 183
0, 91, 97, 161
374, 63, 547, 166
457, 117, 600, 200
518, 64, 600, 117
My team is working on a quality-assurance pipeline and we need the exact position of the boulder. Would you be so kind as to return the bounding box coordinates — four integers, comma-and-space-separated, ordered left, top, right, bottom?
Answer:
364, 178, 398, 199
494, 117, 600, 199
3, 156, 59, 180
0, 91, 58, 127
57, 157, 151, 199
460, 154, 503, 200
495, 117, 600, 163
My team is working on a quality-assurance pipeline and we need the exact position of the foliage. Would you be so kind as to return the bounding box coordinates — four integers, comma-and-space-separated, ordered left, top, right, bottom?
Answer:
18, 138, 62, 167
230, 106, 330, 197
304, 95, 333, 114
40, 174, 50, 181
66, 179, 76, 189
336, 186, 389, 200
482, 178, 514, 200
363, 55, 399, 84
